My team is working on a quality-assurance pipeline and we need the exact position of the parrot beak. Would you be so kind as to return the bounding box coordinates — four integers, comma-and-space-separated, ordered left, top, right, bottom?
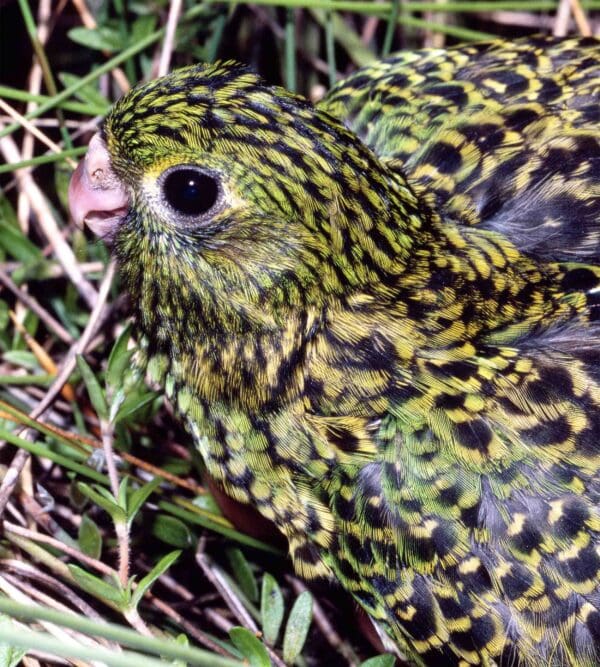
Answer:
68, 133, 129, 241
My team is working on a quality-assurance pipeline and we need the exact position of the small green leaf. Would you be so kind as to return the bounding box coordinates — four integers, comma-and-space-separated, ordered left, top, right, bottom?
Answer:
260, 573, 284, 646
227, 548, 258, 602
0, 219, 41, 263
130, 15, 157, 43
54, 161, 72, 212
76, 355, 108, 420
151, 514, 194, 548
2, 350, 39, 371
106, 325, 134, 392
78, 514, 102, 559
114, 389, 157, 424
359, 655, 396, 667
109, 387, 126, 424
58, 72, 110, 110
0, 616, 27, 667
192, 492, 223, 515
69, 565, 128, 607
0, 191, 19, 229
0, 302, 9, 331
67, 26, 124, 53
131, 550, 181, 608
228, 627, 270, 667
76, 482, 127, 524
127, 476, 162, 526
282, 591, 313, 664
117, 477, 129, 512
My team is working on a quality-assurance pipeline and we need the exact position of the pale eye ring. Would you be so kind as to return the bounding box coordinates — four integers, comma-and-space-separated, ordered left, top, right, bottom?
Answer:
159, 165, 222, 218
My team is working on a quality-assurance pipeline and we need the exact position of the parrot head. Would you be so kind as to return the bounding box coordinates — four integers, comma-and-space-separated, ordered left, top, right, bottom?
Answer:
69, 63, 419, 336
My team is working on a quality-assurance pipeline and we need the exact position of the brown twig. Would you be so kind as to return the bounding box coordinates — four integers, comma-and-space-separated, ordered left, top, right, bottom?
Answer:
568, 0, 592, 35
196, 538, 287, 667
149, 593, 240, 658
158, 0, 184, 76
0, 99, 73, 167
0, 268, 74, 344
0, 262, 115, 519
1, 559, 116, 636
4, 522, 115, 577
0, 130, 99, 310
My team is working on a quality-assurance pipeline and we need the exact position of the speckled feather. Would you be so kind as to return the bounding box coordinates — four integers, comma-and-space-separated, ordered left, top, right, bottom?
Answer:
94, 37, 600, 666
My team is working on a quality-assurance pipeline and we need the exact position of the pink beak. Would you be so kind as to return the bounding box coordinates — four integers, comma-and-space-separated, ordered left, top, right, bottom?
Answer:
68, 133, 129, 241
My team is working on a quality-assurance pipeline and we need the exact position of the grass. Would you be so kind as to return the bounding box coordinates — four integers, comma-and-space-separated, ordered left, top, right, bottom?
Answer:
0, 2, 598, 666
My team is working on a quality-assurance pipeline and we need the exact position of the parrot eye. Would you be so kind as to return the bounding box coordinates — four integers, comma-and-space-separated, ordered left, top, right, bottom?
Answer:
160, 166, 222, 218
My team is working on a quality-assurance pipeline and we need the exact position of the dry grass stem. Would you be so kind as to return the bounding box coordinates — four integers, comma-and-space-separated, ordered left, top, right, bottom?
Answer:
158, 0, 184, 77
0, 131, 99, 309
4, 522, 115, 576
0, 268, 74, 343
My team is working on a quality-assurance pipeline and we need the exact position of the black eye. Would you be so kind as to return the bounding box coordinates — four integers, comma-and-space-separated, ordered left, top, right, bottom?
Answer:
162, 167, 221, 217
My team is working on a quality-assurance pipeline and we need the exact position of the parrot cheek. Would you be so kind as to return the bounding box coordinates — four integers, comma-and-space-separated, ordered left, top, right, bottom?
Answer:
68, 133, 130, 242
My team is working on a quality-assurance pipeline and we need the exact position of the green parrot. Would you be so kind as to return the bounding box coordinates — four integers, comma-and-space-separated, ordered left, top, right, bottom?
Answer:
68, 36, 600, 666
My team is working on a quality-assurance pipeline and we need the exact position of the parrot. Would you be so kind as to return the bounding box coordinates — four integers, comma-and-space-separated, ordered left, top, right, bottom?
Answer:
68, 35, 600, 666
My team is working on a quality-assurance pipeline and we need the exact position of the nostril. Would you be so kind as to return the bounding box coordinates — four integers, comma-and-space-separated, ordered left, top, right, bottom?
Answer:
91, 167, 106, 184
68, 132, 130, 238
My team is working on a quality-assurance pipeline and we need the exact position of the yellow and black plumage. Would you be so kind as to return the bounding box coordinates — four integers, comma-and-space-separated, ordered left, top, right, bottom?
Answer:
69, 36, 600, 666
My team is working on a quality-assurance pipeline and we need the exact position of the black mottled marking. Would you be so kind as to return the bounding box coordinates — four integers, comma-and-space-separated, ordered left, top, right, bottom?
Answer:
468, 613, 498, 650
460, 503, 481, 530
154, 124, 186, 143
576, 409, 600, 455
436, 393, 466, 410
587, 291, 600, 321
587, 609, 600, 644
427, 266, 457, 291
346, 534, 373, 565
335, 494, 356, 522
537, 77, 563, 102
328, 428, 361, 454
438, 484, 460, 507
522, 414, 571, 447
431, 359, 475, 382
489, 69, 530, 94
354, 589, 377, 610
372, 574, 398, 597
461, 123, 506, 153
430, 521, 458, 559
426, 141, 463, 174
438, 591, 473, 619
397, 497, 422, 515
497, 396, 529, 416
526, 365, 572, 402
455, 418, 493, 452
505, 106, 541, 130
509, 516, 544, 555
393, 590, 438, 641
581, 103, 600, 124
500, 562, 535, 601
425, 83, 469, 107
337, 557, 360, 582
552, 497, 589, 539
306, 506, 323, 534
294, 542, 322, 565
227, 466, 254, 488
365, 499, 385, 527
457, 560, 492, 594
420, 646, 462, 667
561, 544, 600, 583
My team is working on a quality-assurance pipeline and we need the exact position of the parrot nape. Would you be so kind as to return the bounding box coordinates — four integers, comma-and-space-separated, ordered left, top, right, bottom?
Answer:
68, 36, 600, 666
